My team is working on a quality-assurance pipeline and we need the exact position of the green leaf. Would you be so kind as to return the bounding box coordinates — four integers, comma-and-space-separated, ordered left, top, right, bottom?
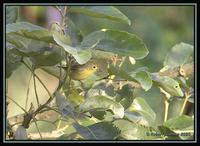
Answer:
152, 74, 184, 97
86, 82, 116, 98
89, 110, 106, 120
73, 122, 120, 140
81, 29, 148, 59
124, 111, 149, 126
6, 22, 71, 44
6, 33, 63, 67
65, 19, 83, 47
55, 91, 74, 117
167, 98, 184, 119
113, 119, 162, 140
129, 71, 152, 91
158, 126, 181, 140
58, 133, 83, 140
116, 84, 135, 109
68, 91, 85, 106
73, 49, 92, 65
85, 82, 117, 120
92, 49, 115, 60
130, 97, 156, 127
108, 65, 152, 91
53, 33, 91, 64
163, 115, 194, 130
6, 45, 22, 78
6, 6, 19, 24
79, 95, 124, 118
40, 66, 64, 79
108, 64, 137, 81
159, 118, 194, 140
29, 47, 63, 68
6, 22, 44, 33
68, 6, 131, 25
164, 42, 194, 68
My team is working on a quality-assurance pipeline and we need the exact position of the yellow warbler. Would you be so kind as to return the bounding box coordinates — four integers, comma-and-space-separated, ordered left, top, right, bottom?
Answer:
61, 62, 98, 80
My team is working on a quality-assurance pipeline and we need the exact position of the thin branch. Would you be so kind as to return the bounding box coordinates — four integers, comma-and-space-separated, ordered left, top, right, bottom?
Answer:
102, 63, 194, 88
164, 99, 169, 122
33, 72, 40, 108
25, 73, 32, 111
34, 119, 57, 128
179, 92, 190, 115
22, 60, 53, 101
7, 96, 27, 114
32, 118, 42, 140
158, 63, 194, 78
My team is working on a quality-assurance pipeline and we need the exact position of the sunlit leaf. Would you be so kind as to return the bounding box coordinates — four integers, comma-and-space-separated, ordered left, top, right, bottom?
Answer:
68, 91, 85, 106
81, 29, 148, 59
69, 6, 131, 25
73, 49, 92, 65
6, 22, 44, 33
167, 98, 184, 119
64, 19, 83, 46
129, 71, 152, 91
6, 22, 71, 44
80, 95, 124, 118
113, 119, 161, 140
53, 33, 91, 64
85, 82, 117, 120
130, 97, 156, 127
108, 64, 137, 81
163, 115, 194, 130
164, 42, 194, 68
7, 33, 63, 67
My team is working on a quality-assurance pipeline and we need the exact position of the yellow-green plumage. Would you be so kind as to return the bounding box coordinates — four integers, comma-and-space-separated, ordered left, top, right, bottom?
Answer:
69, 62, 98, 80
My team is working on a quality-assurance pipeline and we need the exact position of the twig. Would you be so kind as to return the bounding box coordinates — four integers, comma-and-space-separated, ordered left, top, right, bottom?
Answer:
32, 118, 42, 140
158, 63, 194, 78
7, 96, 27, 114
22, 60, 53, 102
179, 92, 190, 115
159, 88, 171, 122
164, 99, 169, 122
25, 73, 32, 111
33, 72, 40, 108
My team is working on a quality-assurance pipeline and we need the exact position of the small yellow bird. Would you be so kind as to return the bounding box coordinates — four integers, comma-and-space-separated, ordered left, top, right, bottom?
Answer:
61, 61, 98, 80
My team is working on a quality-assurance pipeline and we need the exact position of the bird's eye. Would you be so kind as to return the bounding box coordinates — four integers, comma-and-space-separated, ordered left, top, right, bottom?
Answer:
93, 65, 96, 69
175, 85, 178, 88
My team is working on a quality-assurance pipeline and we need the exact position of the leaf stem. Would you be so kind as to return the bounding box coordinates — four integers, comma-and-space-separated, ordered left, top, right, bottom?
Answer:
25, 73, 32, 111
33, 118, 42, 140
164, 98, 169, 122
33, 72, 40, 108
21, 60, 53, 101
7, 96, 27, 114
179, 92, 190, 115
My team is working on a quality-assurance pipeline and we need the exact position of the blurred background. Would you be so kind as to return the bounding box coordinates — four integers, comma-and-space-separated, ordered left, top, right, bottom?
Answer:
7, 6, 194, 131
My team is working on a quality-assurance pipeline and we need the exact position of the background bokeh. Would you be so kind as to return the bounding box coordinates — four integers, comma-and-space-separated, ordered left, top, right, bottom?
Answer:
7, 5, 194, 131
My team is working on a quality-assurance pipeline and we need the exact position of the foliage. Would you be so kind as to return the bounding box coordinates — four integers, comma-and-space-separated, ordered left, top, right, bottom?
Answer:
6, 6, 194, 141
